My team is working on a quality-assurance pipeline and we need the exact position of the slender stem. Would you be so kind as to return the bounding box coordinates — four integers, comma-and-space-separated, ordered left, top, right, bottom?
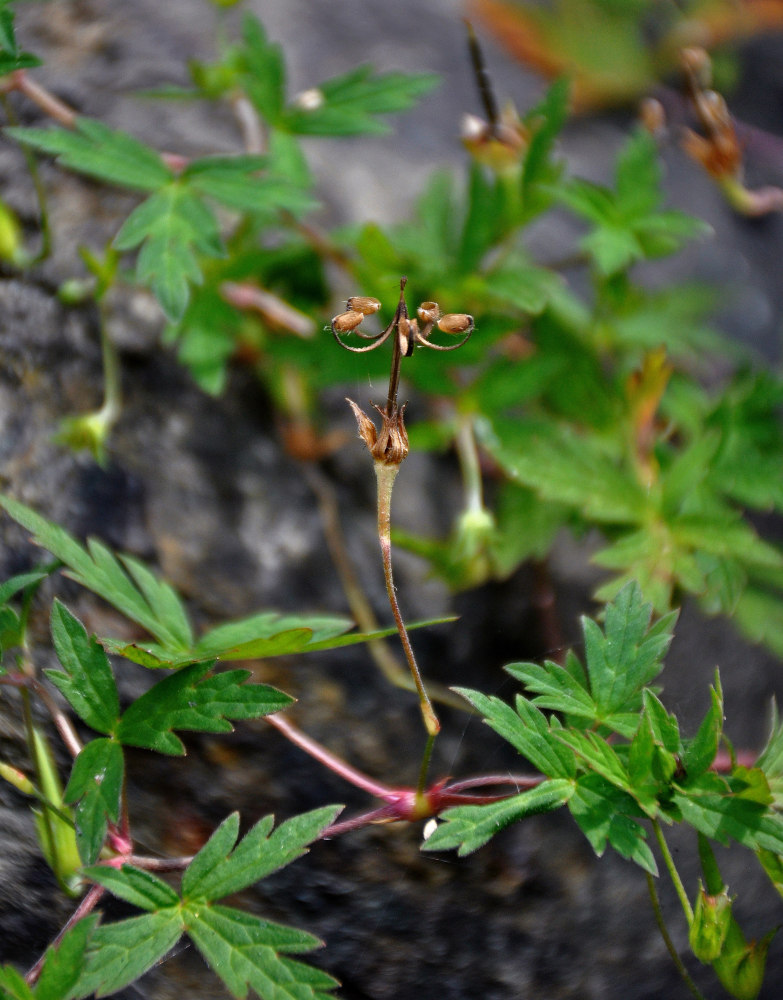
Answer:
1, 674, 83, 758
653, 819, 694, 924
98, 309, 122, 426
645, 871, 708, 1000
266, 712, 396, 800
375, 461, 439, 736
384, 279, 408, 415
455, 415, 485, 514
321, 805, 399, 839
303, 464, 469, 712
444, 774, 543, 793
20, 688, 57, 865
416, 733, 436, 797
130, 854, 193, 872
9, 69, 77, 127
25, 884, 105, 986
0, 94, 52, 261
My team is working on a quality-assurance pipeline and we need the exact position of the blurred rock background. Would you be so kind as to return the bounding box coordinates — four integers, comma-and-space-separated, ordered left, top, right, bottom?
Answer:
1, 1, 783, 997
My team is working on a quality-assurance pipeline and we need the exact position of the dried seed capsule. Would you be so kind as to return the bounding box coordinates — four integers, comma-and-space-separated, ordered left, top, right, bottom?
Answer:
681, 47, 712, 88
437, 313, 473, 335
346, 296, 381, 316
639, 98, 666, 136
332, 310, 365, 332
417, 301, 440, 325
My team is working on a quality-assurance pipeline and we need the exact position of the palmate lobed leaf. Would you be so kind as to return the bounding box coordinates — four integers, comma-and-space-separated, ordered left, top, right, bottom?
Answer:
583, 582, 677, 717
103, 615, 454, 668
182, 807, 341, 902
478, 418, 648, 525
0, 495, 193, 652
77, 807, 342, 999
6, 118, 172, 192
64, 739, 124, 865
28, 914, 99, 1000
284, 65, 439, 136
422, 779, 574, 856
454, 687, 575, 779
74, 910, 183, 999
569, 772, 657, 874
115, 662, 292, 755
114, 183, 225, 322
48, 601, 120, 734
184, 904, 338, 1000
3, 496, 413, 670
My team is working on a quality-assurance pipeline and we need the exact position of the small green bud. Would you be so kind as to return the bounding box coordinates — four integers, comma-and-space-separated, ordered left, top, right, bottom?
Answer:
54, 410, 111, 466
0, 198, 23, 264
57, 278, 95, 305
712, 929, 777, 1000
689, 882, 732, 962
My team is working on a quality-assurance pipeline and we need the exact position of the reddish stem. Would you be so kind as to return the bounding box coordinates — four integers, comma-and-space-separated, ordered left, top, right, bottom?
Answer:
25, 883, 105, 985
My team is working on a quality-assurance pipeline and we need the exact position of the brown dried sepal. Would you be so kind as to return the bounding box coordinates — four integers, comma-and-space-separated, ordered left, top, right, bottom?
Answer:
417, 301, 441, 325
346, 398, 409, 466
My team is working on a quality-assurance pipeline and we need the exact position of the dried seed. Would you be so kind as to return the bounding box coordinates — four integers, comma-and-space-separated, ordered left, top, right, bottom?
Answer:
332, 310, 365, 332
437, 313, 474, 335
346, 296, 382, 315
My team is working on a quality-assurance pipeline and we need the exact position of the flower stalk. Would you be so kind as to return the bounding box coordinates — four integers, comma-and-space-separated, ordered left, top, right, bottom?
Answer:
333, 278, 473, 737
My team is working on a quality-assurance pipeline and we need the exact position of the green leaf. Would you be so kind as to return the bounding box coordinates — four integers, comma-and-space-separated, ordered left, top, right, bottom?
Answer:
76, 911, 183, 998
521, 78, 569, 212
32, 915, 99, 1000
0, 964, 33, 1000
284, 66, 439, 136
0, 0, 41, 75
182, 806, 341, 902
556, 129, 708, 275
673, 774, 783, 855
63, 739, 123, 865
47, 601, 120, 734
582, 582, 676, 716
103, 614, 454, 668
194, 611, 351, 658
114, 184, 224, 321
681, 673, 723, 778
115, 662, 292, 755
85, 864, 180, 912
454, 687, 575, 779
569, 773, 657, 874
421, 779, 574, 856
505, 659, 597, 722
0, 495, 193, 652
6, 118, 172, 192
183, 904, 338, 1000
555, 729, 631, 792
481, 259, 562, 315
183, 156, 315, 219
0, 569, 49, 606
233, 13, 286, 122
479, 419, 648, 524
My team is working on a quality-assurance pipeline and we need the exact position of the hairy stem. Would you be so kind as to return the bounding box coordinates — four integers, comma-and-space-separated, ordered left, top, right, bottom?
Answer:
266, 712, 396, 800
645, 871, 707, 1000
375, 461, 439, 736
26, 884, 105, 986
653, 819, 694, 924
455, 415, 485, 516
304, 464, 468, 711
0, 93, 52, 261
